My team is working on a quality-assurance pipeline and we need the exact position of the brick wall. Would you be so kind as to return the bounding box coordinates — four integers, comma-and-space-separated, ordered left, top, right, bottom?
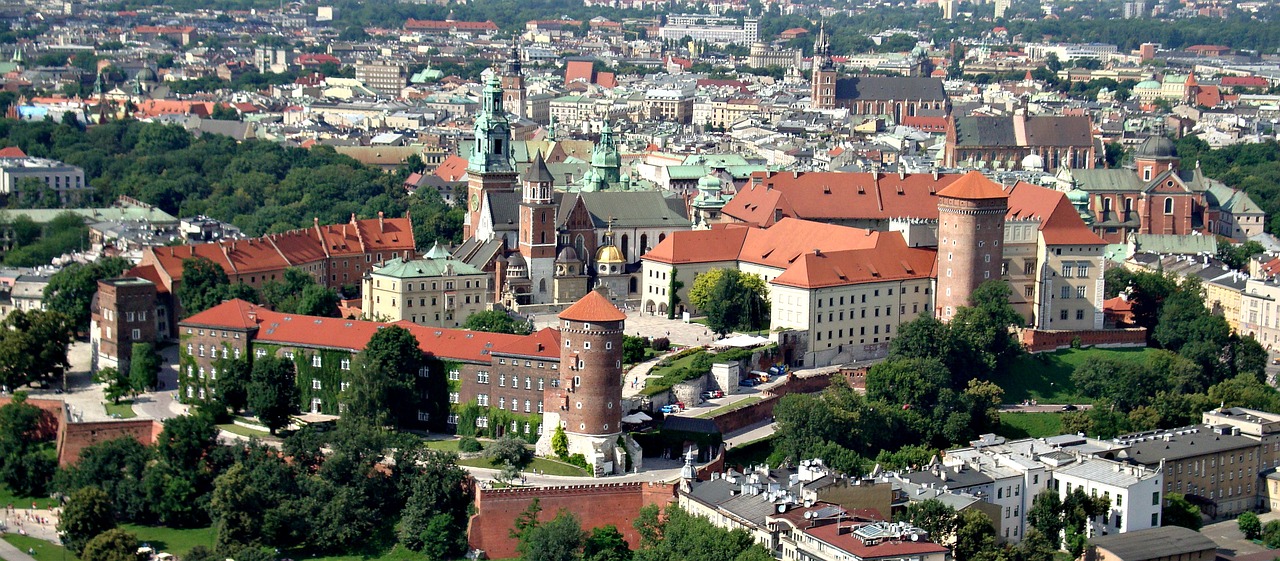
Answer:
58, 419, 163, 467
469, 482, 676, 559
0, 395, 162, 466
1016, 328, 1148, 353
708, 371, 834, 434
0, 396, 62, 440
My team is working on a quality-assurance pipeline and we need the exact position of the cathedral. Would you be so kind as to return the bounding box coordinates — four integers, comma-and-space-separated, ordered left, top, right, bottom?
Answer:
453, 64, 692, 311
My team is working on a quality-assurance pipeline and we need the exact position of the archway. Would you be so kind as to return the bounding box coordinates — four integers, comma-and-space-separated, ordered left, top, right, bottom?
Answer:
646, 300, 656, 314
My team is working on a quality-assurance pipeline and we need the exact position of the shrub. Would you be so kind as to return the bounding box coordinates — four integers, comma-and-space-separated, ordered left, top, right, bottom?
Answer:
458, 436, 482, 453
484, 435, 534, 468
651, 337, 671, 351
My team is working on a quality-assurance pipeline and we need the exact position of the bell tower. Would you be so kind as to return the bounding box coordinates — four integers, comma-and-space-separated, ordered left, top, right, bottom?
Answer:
465, 73, 518, 239
501, 45, 527, 120
520, 151, 557, 302
811, 22, 837, 110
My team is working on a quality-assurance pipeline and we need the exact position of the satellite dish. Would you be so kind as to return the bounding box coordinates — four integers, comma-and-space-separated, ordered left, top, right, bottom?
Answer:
777, 505, 787, 513
911, 534, 919, 541
804, 511, 814, 519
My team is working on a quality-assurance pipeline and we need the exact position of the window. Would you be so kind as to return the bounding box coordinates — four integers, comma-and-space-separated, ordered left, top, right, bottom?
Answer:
1152, 492, 1159, 505
312, 379, 322, 390
449, 392, 459, 404
256, 348, 267, 358
1078, 264, 1089, 278
341, 382, 350, 392
449, 369, 460, 381
1063, 264, 1074, 278
499, 374, 506, 387
478, 371, 489, 384
418, 366, 430, 378
1060, 310, 1069, 320
198, 345, 205, 357
1164, 197, 1174, 214
234, 348, 241, 360
132, 328, 141, 340
1061, 286, 1072, 299
478, 394, 489, 406
1076, 310, 1085, 320
341, 358, 351, 370
1151, 513, 1159, 526
312, 355, 322, 368
285, 351, 295, 359
1025, 285, 1034, 298
1076, 286, 1087, 298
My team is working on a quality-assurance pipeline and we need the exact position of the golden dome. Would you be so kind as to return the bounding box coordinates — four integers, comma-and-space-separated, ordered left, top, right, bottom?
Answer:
595, 244, 625, 264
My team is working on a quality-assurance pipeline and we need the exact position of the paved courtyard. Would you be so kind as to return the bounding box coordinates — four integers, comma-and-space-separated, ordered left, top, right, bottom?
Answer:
532, 309, 722, 348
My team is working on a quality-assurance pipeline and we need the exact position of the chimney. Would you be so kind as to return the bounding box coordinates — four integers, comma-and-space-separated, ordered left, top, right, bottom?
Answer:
899, 167, 906, 180
378, 211, 385, 232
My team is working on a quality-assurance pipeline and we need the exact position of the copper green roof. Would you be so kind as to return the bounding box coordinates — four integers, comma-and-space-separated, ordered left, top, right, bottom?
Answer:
370, 255, 485, 279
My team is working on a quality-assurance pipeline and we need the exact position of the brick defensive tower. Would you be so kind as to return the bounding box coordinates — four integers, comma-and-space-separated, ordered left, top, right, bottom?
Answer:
537, 290, 641, 475
934, 171, 1008, 321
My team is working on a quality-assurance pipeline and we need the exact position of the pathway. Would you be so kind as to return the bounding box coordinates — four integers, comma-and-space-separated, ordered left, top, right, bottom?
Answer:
0, 537, 38, 561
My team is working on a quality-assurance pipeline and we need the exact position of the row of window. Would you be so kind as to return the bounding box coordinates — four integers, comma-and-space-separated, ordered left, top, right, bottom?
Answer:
102, 309, 148, 323
495, 374, 547, 390
186, 328, 241, 339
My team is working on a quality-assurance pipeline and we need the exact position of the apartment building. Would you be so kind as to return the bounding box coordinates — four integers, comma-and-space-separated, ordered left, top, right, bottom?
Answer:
360, 245, 490, 327
644, 87, 694, 124
1116, 424, 1261, 518
354, 60, 408, 98
0, 156, 88, 206
1051, 459, 1163, 534
658, 15, 758, 45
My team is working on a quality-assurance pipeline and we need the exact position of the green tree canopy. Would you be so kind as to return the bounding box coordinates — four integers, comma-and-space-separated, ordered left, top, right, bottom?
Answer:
59, 486, 117, 555
81, 528, 144, 561
129, 342, 161, 393
347, 325, 436, 428
463, 309, 531, 335
249, 355, 299, 434
42, 257, 132, 332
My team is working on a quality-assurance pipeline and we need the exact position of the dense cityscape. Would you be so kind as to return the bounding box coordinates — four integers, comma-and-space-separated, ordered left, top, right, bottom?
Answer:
4, 0, 1280, 560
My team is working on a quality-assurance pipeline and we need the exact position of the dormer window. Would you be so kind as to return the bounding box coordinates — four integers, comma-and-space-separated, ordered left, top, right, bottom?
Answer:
1143, 167, 1152, 181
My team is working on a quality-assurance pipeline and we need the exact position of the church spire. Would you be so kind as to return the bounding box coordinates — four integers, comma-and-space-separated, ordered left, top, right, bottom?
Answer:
468, 72, 514, 174
815, 21, 833, 71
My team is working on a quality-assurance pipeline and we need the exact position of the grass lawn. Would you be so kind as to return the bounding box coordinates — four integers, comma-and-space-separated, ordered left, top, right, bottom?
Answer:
421, 438, 461, 452
3, 533, 66, 561
996, 347, 1158, 404
103, 400, 137, 419
0, 483, 59, 510
457, 456, 588, 477
726, 435, 776, 468
123, 524, 217, 556
996, 412, 1065, 440
216, 423, 278, 439
697, 396, 763, 418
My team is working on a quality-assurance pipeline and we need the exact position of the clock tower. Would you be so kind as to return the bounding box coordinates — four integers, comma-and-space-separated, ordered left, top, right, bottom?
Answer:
465, 73, 519, 239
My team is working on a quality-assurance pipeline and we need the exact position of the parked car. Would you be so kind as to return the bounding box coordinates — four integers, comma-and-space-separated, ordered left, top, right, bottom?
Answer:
739, 378, 756, 387
660, 404, 682, 414
1061, 404, 1078, 411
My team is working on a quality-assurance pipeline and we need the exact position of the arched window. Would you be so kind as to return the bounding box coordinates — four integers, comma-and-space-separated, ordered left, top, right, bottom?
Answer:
1164, 197, 1174, 214
620, 234, 629, 259
539, 279, 547, 293
640, 234, 648, 253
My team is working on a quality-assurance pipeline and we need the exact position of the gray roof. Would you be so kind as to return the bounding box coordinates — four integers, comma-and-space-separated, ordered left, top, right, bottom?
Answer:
953, 117, 1016, 147
1053, 459, 1155, 487
577, 191, 691, 228
1088, 526, 1216, 561
525, 152, 554, 184
1131, 234, 1218, 256
833, 77, 946, 102
1120, 425, 1257, 465
663, 415, 719, 434
954, 116, 1093, 148
486, 190, 521, 231
902, 466, 994, 490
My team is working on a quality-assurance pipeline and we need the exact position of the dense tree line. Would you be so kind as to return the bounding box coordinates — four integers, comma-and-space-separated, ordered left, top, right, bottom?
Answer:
1175, 137, 1280, 236
770, 281, 1021, 473
45, 409, 474, 560
0, 119, 462, 249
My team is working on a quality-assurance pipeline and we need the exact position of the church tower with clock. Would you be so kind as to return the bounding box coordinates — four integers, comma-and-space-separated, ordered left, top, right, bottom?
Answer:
464, 73, 518, 239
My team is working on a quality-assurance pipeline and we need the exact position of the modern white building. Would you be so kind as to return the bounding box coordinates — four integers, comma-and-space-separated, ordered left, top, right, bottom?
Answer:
1051, 458, 1164, 535
0, 157, 87, 206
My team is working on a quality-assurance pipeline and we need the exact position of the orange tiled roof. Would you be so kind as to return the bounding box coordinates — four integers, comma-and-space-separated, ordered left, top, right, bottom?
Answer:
559, 291, 626, 322
771, 236, 936, 289
1005, 181, 1106, 246
434, 155, 469, 181
725, 171, 958, 224
937, 171, 1008, 200
0, 146, 26, 157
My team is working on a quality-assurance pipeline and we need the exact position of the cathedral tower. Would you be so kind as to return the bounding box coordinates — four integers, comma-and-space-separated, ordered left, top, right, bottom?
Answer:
519, 151, 557, 302
934, 171, 1008, 321
811, 22, 836, 110
465, 73, 518, 239
501, 45, 527, 120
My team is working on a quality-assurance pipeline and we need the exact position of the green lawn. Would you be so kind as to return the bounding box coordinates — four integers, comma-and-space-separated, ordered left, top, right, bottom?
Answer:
421, 438, 461, 452
996, 412, 1066, 439
216, 423, 278, 439
123, 524, 217, 556
697, 396, 763, 418
297, 544, 425, 561
0, 483, 59, 510
3, 533, 66, 561
996, 347, 1157, 404
457, 456, 588, 477
103, 400, 137, 419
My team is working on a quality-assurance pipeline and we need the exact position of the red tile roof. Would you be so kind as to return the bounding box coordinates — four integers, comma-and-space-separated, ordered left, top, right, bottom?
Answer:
180, 299, 551, 364
771, 236, 936, 289
125, 264, 169, 294
491, 328, 561, 359
434, 155, 469, 181
0, 146, 26, 157
1222, 76, 1268, 88
725, 171, 959, 224
404, 18, 498, 31
565, 60, 595, 84
937, 171, 1008, 200
644, 218, 887, 272
1005, 181, 1106, 246
802, 523, 949, 560
1104, 295, 1133, 313
641, 226, 750, 264
559, 291, 626, 322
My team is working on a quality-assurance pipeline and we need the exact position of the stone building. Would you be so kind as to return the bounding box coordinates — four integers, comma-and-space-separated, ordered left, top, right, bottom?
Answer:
90, 277, 161, 372
360, 243, 490, 327
935, 172, 1009, 321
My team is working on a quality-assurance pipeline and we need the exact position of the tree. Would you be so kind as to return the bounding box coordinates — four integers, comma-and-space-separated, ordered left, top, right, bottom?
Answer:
950, 281, 1023, 377
895, 499, 958, 542
96, 367, 132, 404
1218, 240, 1264, 271
632, 505, 769, 561
177, 257, 232, 317
517, 510, 585, 561
42, 257, 132, 332
1027, 490, 1064, 542
81, 528, 143, 561
59, 486, 117, 555
0, 309, 74, 391
53, 436, 152, 524
0, 393, 55, 496
953, 509, 998, 561
463, 310, 531, 335
129, 342, 161, 393
622, 336, 647, 364
687, 268, 728, 313
397, 449, 473, 560
697, 269, 768, 336
215, 357, 251, 413
1238, 511, 1262, 540
261, 268, 340, 317
248, 355, 299, 434
583, 525, 631, 561
1162, 493, 1202, 531
1263, 520, 1280, 549
485, 434, 534, 468
346, 325, 433, 428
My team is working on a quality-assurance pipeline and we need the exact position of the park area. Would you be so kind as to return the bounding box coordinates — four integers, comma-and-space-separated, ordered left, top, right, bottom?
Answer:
994, 346, 1159, 404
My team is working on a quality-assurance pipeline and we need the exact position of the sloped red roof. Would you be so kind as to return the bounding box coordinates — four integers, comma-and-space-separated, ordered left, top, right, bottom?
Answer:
125, 264, 169, 294
179, 299, 548, 364
404, 18, 497, 31
434, 155, 469, 181
565, 60, 595, 84
641, 226, 750, 264
1104, 295, 1133, 313
559, 291, 626, 322
0, 146, 27, 157
1005, 181, 1106, 246
491, 328, 561, 359
724, 171, 962, 224
1222, 76, 1268, 88
937, 171, 1008, 200
771, 236, 936, 289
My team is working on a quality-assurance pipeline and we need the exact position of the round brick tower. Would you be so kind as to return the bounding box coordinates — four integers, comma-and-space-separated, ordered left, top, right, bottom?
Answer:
538, 290, 639, 475
935, 171, 1008, 321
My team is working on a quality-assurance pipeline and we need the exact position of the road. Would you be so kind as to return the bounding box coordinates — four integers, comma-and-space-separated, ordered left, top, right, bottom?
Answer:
0, 537, 37, 561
